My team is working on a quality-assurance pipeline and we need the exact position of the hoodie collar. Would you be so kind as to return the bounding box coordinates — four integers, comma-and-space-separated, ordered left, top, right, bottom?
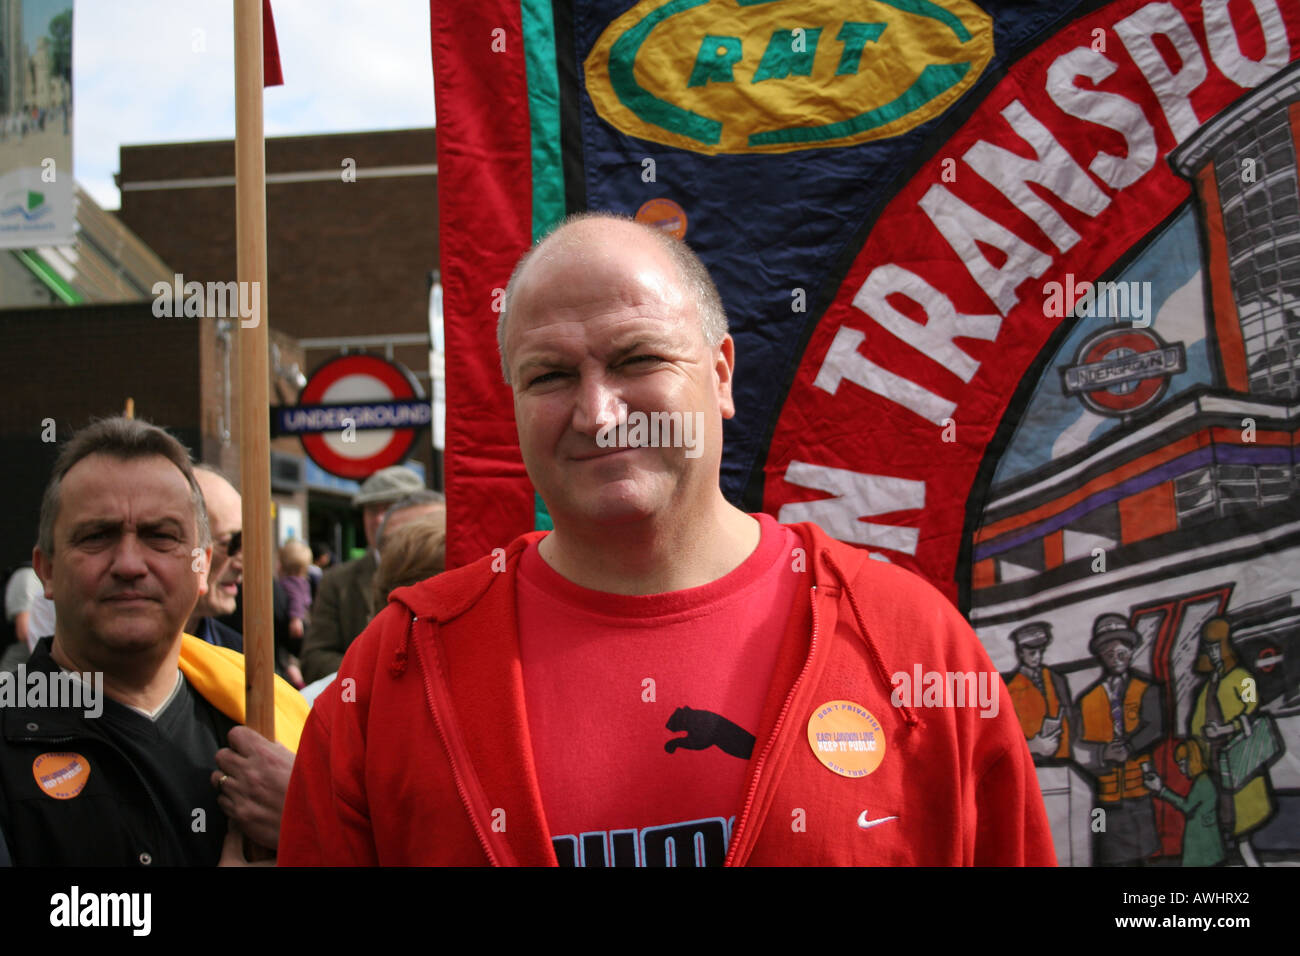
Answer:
384, 522, 914, 723
388, 531, 545, 623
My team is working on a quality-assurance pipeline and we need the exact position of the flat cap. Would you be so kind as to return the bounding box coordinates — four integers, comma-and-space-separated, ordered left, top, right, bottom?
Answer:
1009, 621, 1052, 649
352, 466, 425, 507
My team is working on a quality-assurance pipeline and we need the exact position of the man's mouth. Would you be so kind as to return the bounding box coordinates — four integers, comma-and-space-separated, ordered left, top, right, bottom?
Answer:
105, 592, 156, 603
572, 446, 638, 462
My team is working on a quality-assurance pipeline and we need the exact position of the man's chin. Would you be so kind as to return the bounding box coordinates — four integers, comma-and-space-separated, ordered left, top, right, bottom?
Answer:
196, 597, 238, 621
93, 620, 181, 653
569, 487, 667, 526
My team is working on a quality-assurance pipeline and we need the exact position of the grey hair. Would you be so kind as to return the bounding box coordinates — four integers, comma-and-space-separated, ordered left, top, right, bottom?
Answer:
376, 489, 446, 549
497, 212, 728, 384
37, 417, 211, 555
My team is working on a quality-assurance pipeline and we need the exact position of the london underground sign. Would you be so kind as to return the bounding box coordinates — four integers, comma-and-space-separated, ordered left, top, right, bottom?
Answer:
276, 355, 431, 479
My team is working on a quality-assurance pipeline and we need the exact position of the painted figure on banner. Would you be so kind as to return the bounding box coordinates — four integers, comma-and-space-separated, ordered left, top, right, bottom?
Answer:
1188, 617, 1279, 866
1145, 739, 1226, 867
1002, 621, 1074, 763
1074, 614, 1163, 865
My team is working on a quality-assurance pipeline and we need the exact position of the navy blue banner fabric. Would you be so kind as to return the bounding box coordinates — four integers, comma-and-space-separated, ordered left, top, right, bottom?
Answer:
575, 1, 1070, 506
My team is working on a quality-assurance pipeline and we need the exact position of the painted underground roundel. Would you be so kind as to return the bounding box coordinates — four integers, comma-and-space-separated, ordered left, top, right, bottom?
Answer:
1061, 325, 1187, 418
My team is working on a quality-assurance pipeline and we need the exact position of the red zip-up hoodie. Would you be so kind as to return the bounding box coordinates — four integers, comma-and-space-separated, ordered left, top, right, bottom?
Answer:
279, 522, 1056, 866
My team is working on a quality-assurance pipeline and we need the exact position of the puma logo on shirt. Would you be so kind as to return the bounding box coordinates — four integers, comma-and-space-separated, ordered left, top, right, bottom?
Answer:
664, 706, 755, 760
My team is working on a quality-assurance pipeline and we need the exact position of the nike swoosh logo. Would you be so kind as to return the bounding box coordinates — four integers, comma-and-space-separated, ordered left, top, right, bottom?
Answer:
857, 810, 898, 830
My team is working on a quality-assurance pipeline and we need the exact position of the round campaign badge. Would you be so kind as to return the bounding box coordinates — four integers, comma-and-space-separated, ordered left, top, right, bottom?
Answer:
807, 700, 885, 778
635, 197, 688, 239
32, 752, 91, 800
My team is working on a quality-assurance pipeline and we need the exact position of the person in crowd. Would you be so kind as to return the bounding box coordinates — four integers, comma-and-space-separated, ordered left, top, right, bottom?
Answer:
375, 490, 445, 552
280, 213, 1054, 866
297, 492, 446, 705
2, 565, 42, 670
275, 539, 314, 689
371, 511, 447, 610
185, 466, 245, 652
308, 541, 332, 597
0, 417, 307, 865
278, 539, 314, 646
298, 466, 427, 683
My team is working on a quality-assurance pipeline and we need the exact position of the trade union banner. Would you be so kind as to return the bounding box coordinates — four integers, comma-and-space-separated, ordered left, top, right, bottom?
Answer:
431, 0, 1300, 865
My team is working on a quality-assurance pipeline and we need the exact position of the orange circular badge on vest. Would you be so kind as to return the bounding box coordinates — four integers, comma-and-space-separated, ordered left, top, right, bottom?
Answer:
635, 198, 688, 239
32, 752, 91, 800
807, 701, 885, 778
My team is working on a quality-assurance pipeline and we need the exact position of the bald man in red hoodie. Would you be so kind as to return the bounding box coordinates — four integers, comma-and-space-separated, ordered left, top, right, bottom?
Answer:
280, 214, 1055, 867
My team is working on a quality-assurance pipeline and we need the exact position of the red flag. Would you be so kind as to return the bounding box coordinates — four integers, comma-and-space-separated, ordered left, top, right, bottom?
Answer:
263, 0, 283, 86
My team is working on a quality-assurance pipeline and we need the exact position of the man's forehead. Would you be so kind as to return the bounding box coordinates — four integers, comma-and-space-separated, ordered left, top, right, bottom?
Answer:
519, 316, 683, 352
511, 258, 697, 352
63, 453, 191, 491
195, 470, 241, 529
516, 224, 680, 303
58, 455, 195, 523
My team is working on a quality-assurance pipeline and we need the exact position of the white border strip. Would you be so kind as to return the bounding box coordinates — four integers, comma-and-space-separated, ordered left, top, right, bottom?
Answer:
120, 163, 438, 192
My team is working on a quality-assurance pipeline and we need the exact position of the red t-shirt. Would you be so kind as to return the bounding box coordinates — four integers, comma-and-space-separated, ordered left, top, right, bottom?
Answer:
517, 513, 801, 866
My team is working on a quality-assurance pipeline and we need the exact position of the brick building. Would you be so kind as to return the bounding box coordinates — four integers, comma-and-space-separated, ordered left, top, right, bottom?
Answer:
1, 128, 440, 571
115, 126, 440, 557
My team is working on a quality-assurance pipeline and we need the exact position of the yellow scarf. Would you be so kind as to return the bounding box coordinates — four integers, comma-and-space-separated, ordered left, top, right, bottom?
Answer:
177, 634, 310, 752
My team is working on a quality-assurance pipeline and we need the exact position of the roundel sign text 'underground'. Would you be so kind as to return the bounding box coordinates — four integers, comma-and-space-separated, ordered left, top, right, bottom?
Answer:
277, 355, 431, 480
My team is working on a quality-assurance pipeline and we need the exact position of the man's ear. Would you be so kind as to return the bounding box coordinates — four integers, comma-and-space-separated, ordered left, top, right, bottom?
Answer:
32, 547, 53, 600
715, 335, 737, 420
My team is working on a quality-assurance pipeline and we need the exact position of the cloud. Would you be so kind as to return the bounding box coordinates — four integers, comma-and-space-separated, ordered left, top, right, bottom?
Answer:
73, 0, 434, 210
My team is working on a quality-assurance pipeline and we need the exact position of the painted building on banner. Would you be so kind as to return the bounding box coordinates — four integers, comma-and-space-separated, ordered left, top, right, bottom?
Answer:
970, 62, 1300, 866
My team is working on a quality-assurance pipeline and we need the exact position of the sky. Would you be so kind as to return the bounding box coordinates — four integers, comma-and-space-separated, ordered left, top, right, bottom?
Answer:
72, 0, 435, 210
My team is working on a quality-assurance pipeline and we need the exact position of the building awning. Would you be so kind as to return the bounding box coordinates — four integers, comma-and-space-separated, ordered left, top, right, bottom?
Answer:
2, 184, 173, 307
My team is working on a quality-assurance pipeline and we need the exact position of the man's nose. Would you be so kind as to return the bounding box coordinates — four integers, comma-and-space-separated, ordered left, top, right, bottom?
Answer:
571, 375, 624, 436
110, 534, 149, 578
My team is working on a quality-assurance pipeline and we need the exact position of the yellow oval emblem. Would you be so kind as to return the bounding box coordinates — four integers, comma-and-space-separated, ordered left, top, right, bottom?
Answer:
585, 0, 993, 155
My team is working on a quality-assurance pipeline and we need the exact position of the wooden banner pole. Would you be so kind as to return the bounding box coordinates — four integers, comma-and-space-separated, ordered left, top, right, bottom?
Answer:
233, 0, 275, 742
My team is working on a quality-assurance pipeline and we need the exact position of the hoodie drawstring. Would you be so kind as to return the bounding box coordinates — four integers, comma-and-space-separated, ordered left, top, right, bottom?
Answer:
820, 548, 920, 728
391, 613, 418, 678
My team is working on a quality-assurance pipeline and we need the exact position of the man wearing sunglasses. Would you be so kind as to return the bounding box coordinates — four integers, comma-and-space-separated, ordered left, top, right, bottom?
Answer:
185, 466, 244, 651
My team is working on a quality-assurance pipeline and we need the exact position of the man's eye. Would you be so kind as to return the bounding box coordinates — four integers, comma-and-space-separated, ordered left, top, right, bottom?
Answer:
623, 355, 660, 367
528, 371, 565, 386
